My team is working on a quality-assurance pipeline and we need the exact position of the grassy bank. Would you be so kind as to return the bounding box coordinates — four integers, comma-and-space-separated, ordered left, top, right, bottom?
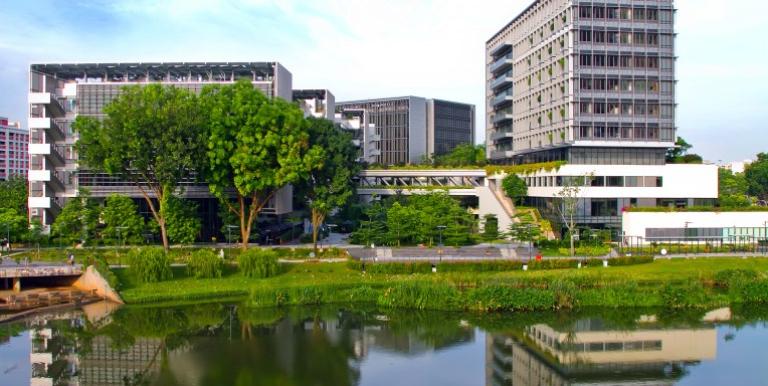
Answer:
114, 258, 768, 312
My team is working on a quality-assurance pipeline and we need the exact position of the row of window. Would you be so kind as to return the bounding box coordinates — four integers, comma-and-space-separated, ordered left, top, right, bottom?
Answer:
577, 5, 673, 23
525, 175, 663, 188
578, 30, 673, 46
577, 77, 672, 93
576, 125, 675, 142
579, 54, 673, 70
578, 101, 674, 118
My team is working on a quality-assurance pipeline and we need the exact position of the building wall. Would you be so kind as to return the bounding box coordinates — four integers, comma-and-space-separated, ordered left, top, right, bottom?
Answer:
27, 62, 291, 230
0, 118, 28, 180
622, 211, 768, 239
428, 99, 475, 156
486, 0, 677, 164
408, 96, 427, 163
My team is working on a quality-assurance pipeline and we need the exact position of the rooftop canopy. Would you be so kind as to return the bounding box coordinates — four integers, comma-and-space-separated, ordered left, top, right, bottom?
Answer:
30, 62, 278, 82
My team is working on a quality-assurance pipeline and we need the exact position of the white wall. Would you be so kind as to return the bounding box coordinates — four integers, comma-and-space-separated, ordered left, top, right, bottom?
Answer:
526, 164, 718, 199
623, 211, 768, 238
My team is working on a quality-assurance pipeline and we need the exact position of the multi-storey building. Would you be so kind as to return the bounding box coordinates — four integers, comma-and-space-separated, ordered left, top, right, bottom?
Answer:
293, 89, 336, 120
486, 1, 718, 232
337, 96, 475, 165
0, 117, 28, 180
486, 0, 676, 165
27, 62, 293, 233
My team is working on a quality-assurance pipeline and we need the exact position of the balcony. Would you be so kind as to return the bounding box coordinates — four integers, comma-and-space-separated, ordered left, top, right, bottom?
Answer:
493, 112, 514, 124
490, 53, 514, 74
29, 144, 66, 167
491, 131, 514, 142
492, 91, 514, 107
29, 92, 67, 117
29, 117, 66, 141
490, 73, 514, 90
489, 41, 512, 57
490, 150, 514, 160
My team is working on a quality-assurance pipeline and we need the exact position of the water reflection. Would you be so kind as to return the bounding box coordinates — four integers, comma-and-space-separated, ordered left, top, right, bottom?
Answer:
1, 304, 766, 386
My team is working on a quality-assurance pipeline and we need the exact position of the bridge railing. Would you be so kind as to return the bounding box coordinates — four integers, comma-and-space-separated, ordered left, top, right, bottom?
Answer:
0, 264, 83, 278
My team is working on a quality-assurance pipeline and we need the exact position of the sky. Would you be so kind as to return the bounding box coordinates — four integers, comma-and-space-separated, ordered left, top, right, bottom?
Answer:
0, 0, 766, 162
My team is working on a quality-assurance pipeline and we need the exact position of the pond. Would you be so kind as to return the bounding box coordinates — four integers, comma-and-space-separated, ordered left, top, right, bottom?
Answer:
1, 302, 767, 386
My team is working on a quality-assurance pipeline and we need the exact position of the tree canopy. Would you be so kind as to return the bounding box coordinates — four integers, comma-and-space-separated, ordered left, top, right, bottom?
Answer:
200, 79, 323, 249
101, 194, 146, 245
666, 137, 703, 164
298, 117, 360, 252
74, 84, 206, 250
501, 174, 528, 205
718, 168, 751, 208
432, 144, 486, 167
745, 153, 768, 201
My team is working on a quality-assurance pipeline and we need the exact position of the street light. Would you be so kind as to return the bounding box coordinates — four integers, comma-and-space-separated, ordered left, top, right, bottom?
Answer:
684, 221, 692, 256
436, 225, 446, 263
226, 225, 239, 257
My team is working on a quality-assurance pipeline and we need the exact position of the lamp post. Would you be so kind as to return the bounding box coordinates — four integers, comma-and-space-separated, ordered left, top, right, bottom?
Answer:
436, 225, 446, 263
115, 226, 127, 267
684, 221, 692, 255
226, 225, 239, 257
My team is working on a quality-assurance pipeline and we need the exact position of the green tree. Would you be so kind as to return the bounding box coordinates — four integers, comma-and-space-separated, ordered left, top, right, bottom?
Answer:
433, 144, 486, 167
386, 202, 420, 246
0, 208, 26, 245
300, 117, 360, 253
0, 176, 27, 215
554, 175, 589, 257
507, 215, 542, 258
74, 84, 206, 250
745, 153, 768, 201
51, 190, 100, 246
101, 194, 145, 245
501, 174, 528, 205
161, 195, 201, 245
718, 169, 751, 208
351, 200, 388, 246
666, 137, 703, 164
200, 80, 323, 249
482, 214, 500, 242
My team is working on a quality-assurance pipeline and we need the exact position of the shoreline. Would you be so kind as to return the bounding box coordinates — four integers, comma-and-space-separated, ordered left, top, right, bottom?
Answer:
114, 258, 768, 312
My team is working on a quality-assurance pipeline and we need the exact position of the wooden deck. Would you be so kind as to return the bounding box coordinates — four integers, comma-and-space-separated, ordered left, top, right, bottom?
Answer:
0, 287, 100, 312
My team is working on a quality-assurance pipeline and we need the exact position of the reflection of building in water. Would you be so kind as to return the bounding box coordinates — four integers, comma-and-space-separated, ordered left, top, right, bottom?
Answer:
28, 316, 81, 386
78, 336, 164, 385
487, 315, 719, 386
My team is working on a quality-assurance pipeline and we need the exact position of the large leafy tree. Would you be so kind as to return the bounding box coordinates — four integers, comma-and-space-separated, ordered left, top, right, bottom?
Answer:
299, 117, 359, 252
666, 137, 703, 164
161, 195, 201, 245
718, 168, 751, 208
50, 190, 100, 246
0, 176, 27, 215
200, 80, 323, 249
745, 153, 768, 201
501, 174, 528, 205
101, 194, 146, 245
74, 85, 206, 251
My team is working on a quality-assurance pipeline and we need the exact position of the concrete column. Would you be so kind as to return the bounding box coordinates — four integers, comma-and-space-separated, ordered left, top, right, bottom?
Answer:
12, 277, 20, 293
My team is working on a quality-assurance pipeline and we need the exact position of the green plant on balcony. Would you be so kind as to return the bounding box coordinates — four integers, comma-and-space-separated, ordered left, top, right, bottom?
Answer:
536, 94, 541, 103
548, 132, 554, 144
548, 66, 553, 76
550, 23, 555, 31
537, 116, 542, 125
560, 131, 566, 141
562, 15, 567, 23
527, 76, 532, 86
547, 111, 553, 121
560, 108, 566, 118
559, 58, 566, 69
548, 47, 553, 55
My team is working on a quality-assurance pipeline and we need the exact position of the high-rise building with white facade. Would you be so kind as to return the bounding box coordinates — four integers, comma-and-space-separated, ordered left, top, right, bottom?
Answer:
0, 116, 28, 181
486, 1, 718, 232
487, 0, 676, 165
27, 62, 293, 233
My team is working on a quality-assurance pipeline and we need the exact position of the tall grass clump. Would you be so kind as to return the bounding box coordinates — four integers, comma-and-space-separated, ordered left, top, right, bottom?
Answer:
377, 282, 462, 310
127, 247, 173, 283
239, 249, 279, 278
187, 249, 224, 279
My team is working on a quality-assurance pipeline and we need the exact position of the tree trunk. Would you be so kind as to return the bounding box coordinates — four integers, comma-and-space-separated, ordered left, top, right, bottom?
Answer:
569, 220, 575, 257
158, 220, 170, 251
239, 195, 248, 251
137, 186, 169, 252
311, 208, 325, 256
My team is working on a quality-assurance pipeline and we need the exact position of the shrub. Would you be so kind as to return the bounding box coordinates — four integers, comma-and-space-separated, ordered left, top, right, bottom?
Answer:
438, 261, 524, 272
467, 285, 554, 311
377, 282, 462, 310
659, 281, 708, 309
714, 269, 759, 289
738, 280, 768, 304
346, 260, 432, 274
238, 249, 279, 278
127, 248, 173, 283
187, 249, 224, 279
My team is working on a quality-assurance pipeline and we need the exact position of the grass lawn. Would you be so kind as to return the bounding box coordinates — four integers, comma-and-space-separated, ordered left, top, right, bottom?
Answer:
115, 257, 768, 307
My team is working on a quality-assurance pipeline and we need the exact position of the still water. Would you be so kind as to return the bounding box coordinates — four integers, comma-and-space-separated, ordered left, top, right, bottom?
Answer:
1, 302, 767, 386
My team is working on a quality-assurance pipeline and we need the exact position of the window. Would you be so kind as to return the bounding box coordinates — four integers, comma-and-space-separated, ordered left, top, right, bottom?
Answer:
607, 7, 619, 19
594, 30, 606, 43
594, 102, 606, 114
607, 55, 619, 67
580, 78, 593, 90
634, 32, 646, 45
579, 6, 592, 18
580, 30, 592, 42
621, 79, 633, 91
593, 125, 606, 138
607, 176, 624, 187
607, 102, 620, 115
591, 176, 605, 186
579, 126, 591, 138
608, 126, 620, 138
619, 8, 632, 20
607, 78, 620, 91
625, 176, 641, 187
580, 102, 592, 114
607, 31, 619, 44
660, 10, 673, 23
594, 78, 606, 90
634, 8, 646, 20
580, 54, 592, 66
648, 33, 659, 46
620, 32, 632, 44
620, 55, 632, 68
635, 80, 647, 92
593, 54, 606, 67
593, 6, 605, 19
